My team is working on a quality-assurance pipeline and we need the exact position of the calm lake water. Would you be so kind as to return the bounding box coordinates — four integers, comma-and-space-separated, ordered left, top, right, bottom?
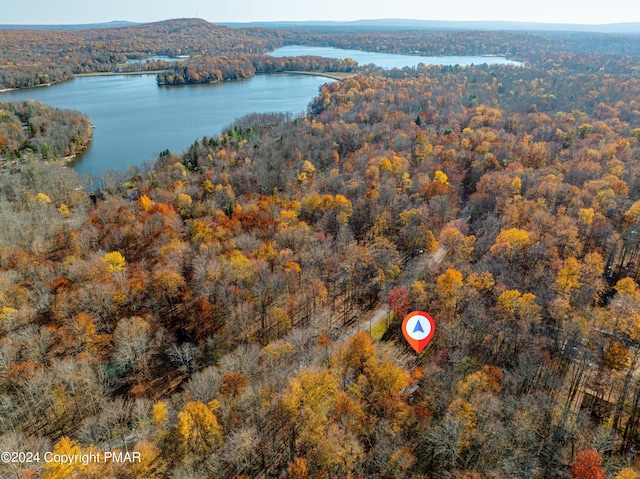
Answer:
126, 55, 188, 64
1, 74, 331, 177
1, 46, 518, 178
268, 46, 521, 69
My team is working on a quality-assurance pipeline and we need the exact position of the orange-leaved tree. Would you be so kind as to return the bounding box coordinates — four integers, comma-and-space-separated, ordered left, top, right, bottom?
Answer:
570, 449, 606, 479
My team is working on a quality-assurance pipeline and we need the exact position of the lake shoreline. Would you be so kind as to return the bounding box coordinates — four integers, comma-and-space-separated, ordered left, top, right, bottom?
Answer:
1, 131, 92, 176
76, 70, 169, 77
5, 69, 348, 94
156, 70, 348, 87
0, 81, 62, 94
0, 71, 169, 94
2, 47, 519, 176
0, 72, 332, 176
278, 70, 356, 80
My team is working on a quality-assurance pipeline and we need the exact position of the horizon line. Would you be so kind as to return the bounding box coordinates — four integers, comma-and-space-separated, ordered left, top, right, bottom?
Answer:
2, 17, 640, 27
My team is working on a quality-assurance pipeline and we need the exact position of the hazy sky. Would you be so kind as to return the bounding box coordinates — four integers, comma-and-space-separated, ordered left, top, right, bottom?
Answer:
3, 0, 639, 25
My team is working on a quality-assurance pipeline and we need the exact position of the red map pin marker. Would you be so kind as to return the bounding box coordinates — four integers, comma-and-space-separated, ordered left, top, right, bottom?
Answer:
402, 311, 436, 353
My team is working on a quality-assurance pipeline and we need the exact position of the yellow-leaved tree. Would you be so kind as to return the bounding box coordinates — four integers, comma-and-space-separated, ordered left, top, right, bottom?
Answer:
101, 251, 126, 273
555, 257, 582, 296
176, 192, 193, 217
281, 368, 338, 453
434, 170, 450, 185
43, 437, 99, 479
491, 228, 530, 253
495, 289, 540, 359
33, 192, 51, 204
436, 268, 464, 315
139, 194, 153, 212
287, 457, 311, 479
175, 401, 223, 458
126, 440, 167, 479
616, 468, 640, 479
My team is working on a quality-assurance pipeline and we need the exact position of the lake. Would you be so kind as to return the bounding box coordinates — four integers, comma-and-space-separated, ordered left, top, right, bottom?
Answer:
0, 74, 332, 177
268, 45, 521, 69
0, 46, 519, 178
126, 55, 189, 64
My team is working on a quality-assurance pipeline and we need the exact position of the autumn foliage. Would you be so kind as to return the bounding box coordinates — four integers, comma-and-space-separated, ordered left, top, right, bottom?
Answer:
5, 21, 640, 479
571, 450, 606, 479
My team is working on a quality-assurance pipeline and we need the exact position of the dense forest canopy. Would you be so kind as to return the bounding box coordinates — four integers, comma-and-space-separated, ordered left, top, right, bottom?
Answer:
2, 18, 640, 89
155, 54, 359, 85
0, 18, 286, 89
0, 100, 92, 163
4, 18, 640, 479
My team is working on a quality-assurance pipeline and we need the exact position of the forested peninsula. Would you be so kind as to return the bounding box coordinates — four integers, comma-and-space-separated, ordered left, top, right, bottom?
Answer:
0, 100, 92, 165
155, 54, 358, 85
3, 17, 640, 479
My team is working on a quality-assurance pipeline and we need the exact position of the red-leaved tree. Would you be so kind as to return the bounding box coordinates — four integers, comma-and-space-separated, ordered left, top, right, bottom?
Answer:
571, 450, 606, 479
388, 286, 410, 320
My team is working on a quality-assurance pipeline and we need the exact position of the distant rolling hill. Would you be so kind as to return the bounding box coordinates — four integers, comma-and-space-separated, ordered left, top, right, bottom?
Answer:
0, 21, 138, 30
222, 18, 640, 34
2, 18, 638, 34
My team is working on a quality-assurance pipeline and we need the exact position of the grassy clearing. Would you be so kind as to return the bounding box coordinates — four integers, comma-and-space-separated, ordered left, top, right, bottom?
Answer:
371, 313, 391, 340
